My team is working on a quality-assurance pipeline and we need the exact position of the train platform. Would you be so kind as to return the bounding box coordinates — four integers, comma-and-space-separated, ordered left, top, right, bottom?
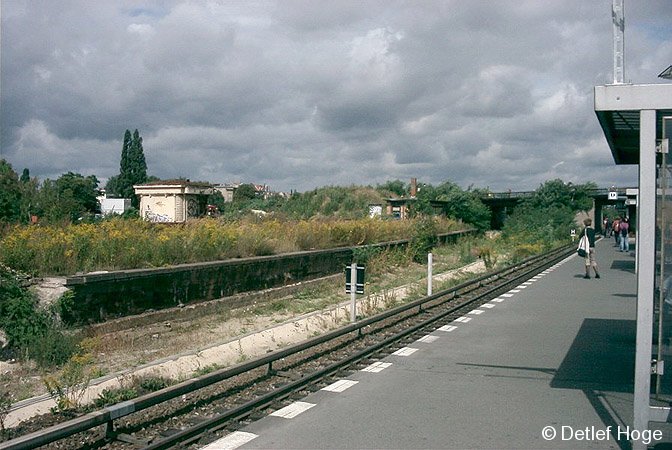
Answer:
202, 238, 641, 449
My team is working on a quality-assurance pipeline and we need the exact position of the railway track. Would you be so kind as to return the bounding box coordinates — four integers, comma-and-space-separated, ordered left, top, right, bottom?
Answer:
0, 244, 574, 450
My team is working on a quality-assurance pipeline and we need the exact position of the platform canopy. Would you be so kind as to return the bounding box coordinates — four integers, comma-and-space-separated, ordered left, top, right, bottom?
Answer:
594, 83, 672, 164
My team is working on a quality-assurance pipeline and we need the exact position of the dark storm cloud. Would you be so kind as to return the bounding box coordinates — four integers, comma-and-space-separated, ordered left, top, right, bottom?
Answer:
2, 1, 671, 192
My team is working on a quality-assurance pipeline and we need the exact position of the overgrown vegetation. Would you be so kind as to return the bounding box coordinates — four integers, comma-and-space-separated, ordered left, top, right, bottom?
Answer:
0, 391, 10, 436
0, 264, 77, 367
502, 179, 595, 250
42, 349, 96, 413
0, 216, 461, 276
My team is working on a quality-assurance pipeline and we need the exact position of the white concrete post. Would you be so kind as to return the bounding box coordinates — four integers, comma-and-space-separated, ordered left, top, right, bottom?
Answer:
633, 109, 656, 450
427, 253, 433, 296
350, 263, 357, 323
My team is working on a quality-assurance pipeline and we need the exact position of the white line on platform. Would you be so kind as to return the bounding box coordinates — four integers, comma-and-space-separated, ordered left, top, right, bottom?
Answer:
361, 362, 392, 372
455, 316, 472, 322
491, 298, 505, 303
501, 293, 514, 297
322, 379, 359, 392
201, 431, 258, 450
481, 303, 496, 309
270, 401, 316, 419
417, 335, 439, 343
438, 325, 458, 332
468, 309, 484, 315
392, 347, 419, 356
509, 289, 521, 293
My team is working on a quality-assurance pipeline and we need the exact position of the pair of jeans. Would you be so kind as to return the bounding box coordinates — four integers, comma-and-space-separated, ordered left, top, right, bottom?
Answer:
620, 234, 629, 252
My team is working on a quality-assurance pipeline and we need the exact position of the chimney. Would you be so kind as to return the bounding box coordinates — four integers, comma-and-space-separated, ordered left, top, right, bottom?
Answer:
410, 178, 417, 197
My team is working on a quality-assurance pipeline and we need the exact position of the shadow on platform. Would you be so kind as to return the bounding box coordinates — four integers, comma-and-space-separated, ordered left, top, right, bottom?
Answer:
551, 318, 634, 391
460, 320, 636, 449
551, 318, 636, 450
611, 260, 636, 273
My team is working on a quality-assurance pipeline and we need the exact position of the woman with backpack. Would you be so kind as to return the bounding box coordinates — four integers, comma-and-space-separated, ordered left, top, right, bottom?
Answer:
620, 217, 630, 252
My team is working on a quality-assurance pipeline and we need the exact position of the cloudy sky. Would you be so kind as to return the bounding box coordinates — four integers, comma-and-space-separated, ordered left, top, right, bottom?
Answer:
2, 1, 672, 193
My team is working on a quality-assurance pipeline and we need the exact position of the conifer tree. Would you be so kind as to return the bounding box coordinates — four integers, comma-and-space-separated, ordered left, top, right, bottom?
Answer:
107, 129, 148, 208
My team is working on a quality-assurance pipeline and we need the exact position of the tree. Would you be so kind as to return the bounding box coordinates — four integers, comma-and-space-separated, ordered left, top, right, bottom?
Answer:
20, 168, 30, 184
39, 172, 100, 222
234, 184, 257, 202
525, 179, 595, 212
377, 180, 407, 197
109, 129, 148, 208
104, 175, 120, 198
411, 180, 490, 230
0, 159, 22, 222
19, 170, 39, 223
502, 179, 598, 245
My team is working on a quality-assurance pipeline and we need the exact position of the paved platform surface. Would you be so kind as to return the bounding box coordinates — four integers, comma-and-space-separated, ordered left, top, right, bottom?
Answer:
202, 239, 640, 449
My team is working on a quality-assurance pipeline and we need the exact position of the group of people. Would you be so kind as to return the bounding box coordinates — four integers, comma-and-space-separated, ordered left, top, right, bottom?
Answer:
582, 215, 631, 280
602, 216, 630, 252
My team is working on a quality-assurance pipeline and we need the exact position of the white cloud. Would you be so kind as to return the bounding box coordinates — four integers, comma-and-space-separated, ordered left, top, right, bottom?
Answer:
127, 23, 155, 37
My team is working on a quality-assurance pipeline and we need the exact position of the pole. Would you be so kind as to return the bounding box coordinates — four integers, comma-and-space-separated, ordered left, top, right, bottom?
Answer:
350, 263, 357, 323
657, 120, 671, 398
427, 253, 433, 296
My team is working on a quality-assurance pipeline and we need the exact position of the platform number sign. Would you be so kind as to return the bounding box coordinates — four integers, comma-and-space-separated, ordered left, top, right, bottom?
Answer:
345, 265, 365, 294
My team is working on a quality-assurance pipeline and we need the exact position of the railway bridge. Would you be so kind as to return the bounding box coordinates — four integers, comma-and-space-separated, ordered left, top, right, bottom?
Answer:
481, 186, 637, 230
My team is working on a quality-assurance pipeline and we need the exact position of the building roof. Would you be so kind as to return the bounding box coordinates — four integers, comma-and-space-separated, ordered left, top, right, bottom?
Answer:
594, 83, 672, 164
134, 179, 212, 188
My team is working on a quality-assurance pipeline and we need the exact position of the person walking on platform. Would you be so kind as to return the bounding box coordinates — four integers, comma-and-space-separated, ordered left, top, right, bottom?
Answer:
613, 217, 621, 247
582, 218, 600, 279
620, 217, 630, 252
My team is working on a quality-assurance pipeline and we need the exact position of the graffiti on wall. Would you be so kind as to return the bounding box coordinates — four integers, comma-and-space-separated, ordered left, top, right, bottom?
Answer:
145, 209, 172, 223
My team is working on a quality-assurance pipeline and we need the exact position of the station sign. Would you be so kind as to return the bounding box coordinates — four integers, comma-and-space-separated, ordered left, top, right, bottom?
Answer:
345, 265, 365, 294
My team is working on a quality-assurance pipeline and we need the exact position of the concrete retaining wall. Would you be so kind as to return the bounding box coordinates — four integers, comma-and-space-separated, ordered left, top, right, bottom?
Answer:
63, 230, 473, 324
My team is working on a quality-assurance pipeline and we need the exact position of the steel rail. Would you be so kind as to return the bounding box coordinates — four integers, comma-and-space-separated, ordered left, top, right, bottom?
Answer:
0, 243, 573, 450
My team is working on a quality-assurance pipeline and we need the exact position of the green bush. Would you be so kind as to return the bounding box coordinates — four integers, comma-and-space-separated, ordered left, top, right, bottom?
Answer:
0, 390, 11, 434
138, 376, 173, 392
0, 294, 50, 355
53, 290, 76, 324
0, 264, 78, 368
352, 246, 383, 266
28, 328, 78, 369
408, 217, 439, 263
42, 351, 95, 412
95, 387, 138, 408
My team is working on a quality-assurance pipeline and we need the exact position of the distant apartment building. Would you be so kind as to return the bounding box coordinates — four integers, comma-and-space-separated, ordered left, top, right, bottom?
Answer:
134, 180, 214, 223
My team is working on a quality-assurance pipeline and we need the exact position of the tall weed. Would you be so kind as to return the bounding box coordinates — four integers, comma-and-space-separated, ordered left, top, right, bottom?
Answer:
0, 217, 460, 276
